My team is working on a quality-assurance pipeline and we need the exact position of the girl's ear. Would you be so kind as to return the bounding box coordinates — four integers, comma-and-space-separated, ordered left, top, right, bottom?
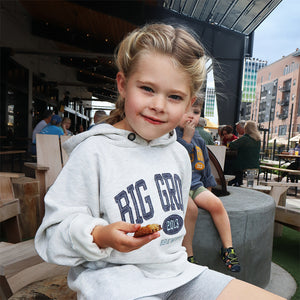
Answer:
116, 72, 126, 98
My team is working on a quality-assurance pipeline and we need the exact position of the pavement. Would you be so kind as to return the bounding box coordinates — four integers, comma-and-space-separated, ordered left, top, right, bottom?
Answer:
265, 263, 297, 299
265, 194, 299, 299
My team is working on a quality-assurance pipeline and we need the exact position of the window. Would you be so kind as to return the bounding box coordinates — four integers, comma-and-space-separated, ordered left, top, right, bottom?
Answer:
278, 125, 287, 136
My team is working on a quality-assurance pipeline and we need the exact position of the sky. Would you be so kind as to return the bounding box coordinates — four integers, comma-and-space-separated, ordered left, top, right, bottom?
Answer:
252, 0, 300, 64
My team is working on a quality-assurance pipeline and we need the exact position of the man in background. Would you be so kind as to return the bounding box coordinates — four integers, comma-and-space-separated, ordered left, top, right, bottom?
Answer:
236, 120, 245, 137
195, 117, 214, 145
88, 110, 106, 130
31, 110, 52, 154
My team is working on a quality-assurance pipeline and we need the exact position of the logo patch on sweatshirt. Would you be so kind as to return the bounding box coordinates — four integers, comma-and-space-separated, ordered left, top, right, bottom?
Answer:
162, 214, 183, 235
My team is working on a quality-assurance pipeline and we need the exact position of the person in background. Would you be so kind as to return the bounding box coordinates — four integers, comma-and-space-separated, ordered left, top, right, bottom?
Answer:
61, 117, 73, 136
228, 121, 261, 186
235, 120, 245, 137
221, 125, 238, 146
88, 110, 107, 130
195, 116, 214, 145
279, 138, 300, 181
76, 124, 85, 134
38, 114, 65, 138
216, 125, 225, 145
31, 110, 53, 154
176, 98, 240, 272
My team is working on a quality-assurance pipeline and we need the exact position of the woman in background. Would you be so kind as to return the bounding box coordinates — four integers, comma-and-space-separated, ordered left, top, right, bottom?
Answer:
228, 121, 261, 186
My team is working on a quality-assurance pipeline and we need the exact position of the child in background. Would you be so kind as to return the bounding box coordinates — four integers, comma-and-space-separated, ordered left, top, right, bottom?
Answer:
35, 23, 283, 300
176, 98, 240, 272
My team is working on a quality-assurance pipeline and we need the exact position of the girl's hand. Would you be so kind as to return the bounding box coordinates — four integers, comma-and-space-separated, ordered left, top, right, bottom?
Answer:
91, 222, 160, 252
182, 120, 195, 143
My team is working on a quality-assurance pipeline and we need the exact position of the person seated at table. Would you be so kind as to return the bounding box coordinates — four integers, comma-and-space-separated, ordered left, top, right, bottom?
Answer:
227, 121, 261, 186
37, 115, 65, 139
76, 124, 85, 134
279, 138, 300, 182
88, 110, 107, 130
221, 125, 238, 146
235, 120, 245, 137
31, 110, 53, 155
61, 117, 73, 136
195, 117, 214, 145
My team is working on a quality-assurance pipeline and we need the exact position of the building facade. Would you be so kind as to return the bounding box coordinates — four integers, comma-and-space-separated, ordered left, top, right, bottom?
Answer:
251, 49, 300, 144
240, 58, 267, 120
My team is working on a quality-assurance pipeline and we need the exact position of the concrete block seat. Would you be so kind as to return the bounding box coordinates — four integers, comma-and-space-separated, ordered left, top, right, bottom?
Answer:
192, 186, 275, 288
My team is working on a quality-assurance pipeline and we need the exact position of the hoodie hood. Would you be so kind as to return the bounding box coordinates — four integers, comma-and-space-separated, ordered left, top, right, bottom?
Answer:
63, 123, 177, 155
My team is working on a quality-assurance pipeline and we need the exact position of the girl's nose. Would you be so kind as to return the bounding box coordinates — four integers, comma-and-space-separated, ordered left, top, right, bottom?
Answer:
150, 95, 165, 112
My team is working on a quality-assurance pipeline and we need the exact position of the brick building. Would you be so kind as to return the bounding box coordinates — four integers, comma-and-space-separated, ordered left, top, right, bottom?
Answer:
251, 49, 300, 146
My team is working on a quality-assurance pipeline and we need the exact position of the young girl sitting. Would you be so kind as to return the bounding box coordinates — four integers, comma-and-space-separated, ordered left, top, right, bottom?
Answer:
35, 23, 284, 300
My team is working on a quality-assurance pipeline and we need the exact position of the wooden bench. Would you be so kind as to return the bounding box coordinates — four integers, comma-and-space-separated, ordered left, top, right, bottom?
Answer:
0, 135, 73, 299
259, 165, 300, 182
1, 135, 73, 299
24, 134, 71, 223
0, 176, 22, 243
0, 240, 70, 299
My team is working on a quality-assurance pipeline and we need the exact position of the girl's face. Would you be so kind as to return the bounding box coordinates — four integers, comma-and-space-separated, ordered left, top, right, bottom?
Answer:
115, 52, 194, 141
179, 105, 201, 128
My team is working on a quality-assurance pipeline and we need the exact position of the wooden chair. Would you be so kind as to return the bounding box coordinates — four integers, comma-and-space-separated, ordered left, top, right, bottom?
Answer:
206, 146, 229, 196
24, 134, 71, 223
0, 240, 70, 299
1, 135, 72, 299
0, 176, 22, 243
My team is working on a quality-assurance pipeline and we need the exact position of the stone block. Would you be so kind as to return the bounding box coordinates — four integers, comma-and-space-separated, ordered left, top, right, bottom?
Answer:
193, 186, 275, 288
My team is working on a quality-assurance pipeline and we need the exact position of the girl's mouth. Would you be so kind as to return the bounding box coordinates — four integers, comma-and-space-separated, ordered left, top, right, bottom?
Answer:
142, 115, 165, 125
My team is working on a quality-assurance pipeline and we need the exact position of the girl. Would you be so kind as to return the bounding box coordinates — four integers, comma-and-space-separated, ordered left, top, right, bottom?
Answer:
35, 23, 284, 300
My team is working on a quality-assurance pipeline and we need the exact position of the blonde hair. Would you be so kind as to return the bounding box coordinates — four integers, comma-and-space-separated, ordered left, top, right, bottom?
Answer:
245, 121, 261, 141
105, 23, 207, 125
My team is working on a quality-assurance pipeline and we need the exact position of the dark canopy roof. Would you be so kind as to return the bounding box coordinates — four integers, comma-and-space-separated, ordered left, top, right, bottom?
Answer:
3, 0, 282, 123
163, 0, 282, 35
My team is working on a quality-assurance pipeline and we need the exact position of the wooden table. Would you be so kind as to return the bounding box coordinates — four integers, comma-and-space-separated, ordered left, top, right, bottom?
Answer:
259, 165, 300, 182
0, 150, 26, 172
260, 160, 279, 167
276, 154, 300, 167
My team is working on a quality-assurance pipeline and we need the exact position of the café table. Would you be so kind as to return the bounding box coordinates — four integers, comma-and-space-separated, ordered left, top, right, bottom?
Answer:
276, 154, 300, 168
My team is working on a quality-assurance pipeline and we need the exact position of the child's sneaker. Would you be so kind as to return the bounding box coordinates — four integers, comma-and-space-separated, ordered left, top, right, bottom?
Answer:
188, 256, 200, 265
220, 247, 241, 272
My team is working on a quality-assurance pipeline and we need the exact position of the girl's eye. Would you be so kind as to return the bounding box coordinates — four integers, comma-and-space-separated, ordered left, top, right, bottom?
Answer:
141, 86, 154, 93
169, 95, 183, 101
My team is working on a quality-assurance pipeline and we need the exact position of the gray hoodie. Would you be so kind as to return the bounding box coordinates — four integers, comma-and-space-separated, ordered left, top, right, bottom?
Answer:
35, 123, 206, 300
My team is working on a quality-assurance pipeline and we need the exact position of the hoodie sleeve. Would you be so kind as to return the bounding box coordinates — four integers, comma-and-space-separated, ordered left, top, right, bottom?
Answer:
35, 141, 113, 266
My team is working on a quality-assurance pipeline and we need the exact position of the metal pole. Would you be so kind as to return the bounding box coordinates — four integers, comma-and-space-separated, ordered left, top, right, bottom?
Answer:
287, 103, 294, 151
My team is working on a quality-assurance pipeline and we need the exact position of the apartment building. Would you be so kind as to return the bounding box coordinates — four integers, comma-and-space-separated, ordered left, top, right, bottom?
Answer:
251, 49, 300, 142
240, 58, 267, 120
